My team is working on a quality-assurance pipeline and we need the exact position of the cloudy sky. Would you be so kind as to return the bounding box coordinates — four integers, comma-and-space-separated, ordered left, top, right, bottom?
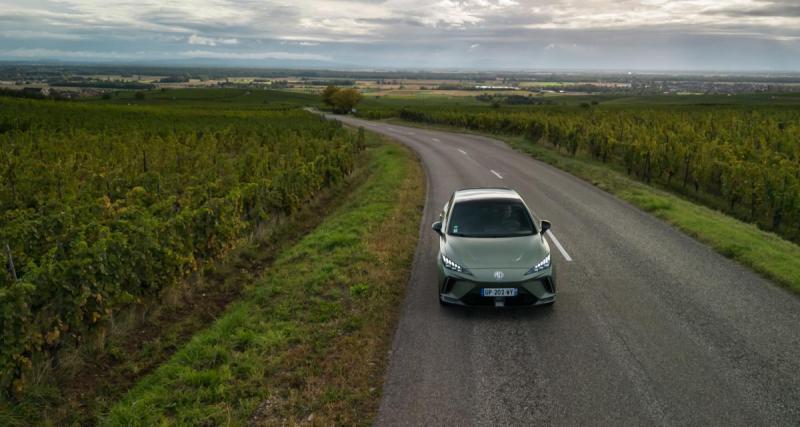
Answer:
0, 0, 799, 71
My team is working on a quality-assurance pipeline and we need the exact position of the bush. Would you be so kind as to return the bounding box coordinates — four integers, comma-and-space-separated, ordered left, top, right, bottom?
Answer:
320, 86, 363, 114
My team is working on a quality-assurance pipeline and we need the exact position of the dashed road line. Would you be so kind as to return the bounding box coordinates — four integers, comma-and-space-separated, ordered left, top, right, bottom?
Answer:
432, 138, 440, 142
457, 148, 467, 155
490, 170, 503, 179
546, 230, 573, 262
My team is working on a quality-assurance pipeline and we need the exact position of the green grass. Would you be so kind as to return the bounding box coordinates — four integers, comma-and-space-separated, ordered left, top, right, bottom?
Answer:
101, 136, 424, 426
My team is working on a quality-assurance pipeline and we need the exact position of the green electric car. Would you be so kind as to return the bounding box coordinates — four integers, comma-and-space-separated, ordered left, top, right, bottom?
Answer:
432, 188, 556, 307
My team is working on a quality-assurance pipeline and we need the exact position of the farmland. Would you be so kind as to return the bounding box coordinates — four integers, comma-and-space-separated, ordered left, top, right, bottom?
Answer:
4, 0, 800, 422
0, 91, 374, 422
5, 64, 800, 101
2, 76, 800, 424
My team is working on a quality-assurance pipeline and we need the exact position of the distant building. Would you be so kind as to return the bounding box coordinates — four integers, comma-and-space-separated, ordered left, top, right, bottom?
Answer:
474, 85, 519, 90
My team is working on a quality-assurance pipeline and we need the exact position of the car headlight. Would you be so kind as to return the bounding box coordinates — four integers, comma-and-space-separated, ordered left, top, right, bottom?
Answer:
525, 254, 551, 275
442, 254, 471, 275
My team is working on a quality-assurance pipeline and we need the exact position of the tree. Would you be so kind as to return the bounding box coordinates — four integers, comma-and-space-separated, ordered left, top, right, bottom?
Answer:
321, 85, 339, 107
330, 88, 363, 114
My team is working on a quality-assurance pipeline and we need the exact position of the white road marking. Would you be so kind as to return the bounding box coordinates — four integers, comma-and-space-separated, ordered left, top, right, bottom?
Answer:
546, 230, 573, 262
490, 170, 503, 179
457, 149, 467, 155
432, 138, 440, 142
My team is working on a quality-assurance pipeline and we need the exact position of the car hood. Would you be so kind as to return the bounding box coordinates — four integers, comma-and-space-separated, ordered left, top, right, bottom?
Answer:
444, 234, 549, 269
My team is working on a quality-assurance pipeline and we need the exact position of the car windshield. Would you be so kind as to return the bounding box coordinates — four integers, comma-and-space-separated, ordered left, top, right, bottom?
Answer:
447, 198, 536, 237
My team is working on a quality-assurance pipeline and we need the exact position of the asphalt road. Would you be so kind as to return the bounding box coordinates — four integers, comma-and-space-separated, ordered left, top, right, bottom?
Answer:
325, 113, 800, 426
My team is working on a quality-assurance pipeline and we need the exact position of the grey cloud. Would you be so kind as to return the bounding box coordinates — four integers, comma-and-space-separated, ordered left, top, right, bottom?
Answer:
354, 17, 425, 27
0, 0, 799, 70
706, 3, 800, 18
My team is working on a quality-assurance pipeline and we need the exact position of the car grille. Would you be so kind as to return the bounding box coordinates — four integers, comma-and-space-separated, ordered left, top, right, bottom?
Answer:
456, 280, 548, 306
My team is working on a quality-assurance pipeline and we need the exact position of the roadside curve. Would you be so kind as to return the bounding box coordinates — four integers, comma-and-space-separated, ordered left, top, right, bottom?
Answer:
322, 112, 800, 426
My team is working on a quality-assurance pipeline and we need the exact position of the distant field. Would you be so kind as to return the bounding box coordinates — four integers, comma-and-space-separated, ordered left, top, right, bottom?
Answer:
70, 85, 800, 110
598, 92, 800, 105
357, 90, 800, 106
83, 88, 320, 109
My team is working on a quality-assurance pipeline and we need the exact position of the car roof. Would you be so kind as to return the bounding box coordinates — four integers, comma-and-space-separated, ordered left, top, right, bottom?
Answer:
453, 187, 521, 202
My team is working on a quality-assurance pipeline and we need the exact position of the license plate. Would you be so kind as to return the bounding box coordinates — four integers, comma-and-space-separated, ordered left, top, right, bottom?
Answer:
480, 288, 518, 297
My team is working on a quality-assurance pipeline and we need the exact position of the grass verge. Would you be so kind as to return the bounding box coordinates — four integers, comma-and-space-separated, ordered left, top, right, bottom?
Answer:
102, 135, 424, 425
383, 118, 800, 294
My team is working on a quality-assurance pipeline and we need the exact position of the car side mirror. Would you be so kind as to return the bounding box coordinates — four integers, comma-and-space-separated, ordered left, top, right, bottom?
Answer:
432, 221, 443, 235
540, 220, 551, 233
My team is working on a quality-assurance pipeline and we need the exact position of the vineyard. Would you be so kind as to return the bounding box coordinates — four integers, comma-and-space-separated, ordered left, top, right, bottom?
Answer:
358, 102, 800, 243
0, 96, 361, 396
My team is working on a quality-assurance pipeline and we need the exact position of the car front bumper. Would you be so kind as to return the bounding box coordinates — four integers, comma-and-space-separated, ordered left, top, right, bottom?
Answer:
438, 266, 557, 306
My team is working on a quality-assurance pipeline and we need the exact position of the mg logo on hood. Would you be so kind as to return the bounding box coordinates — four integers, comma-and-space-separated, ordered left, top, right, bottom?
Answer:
494, 271, 504, 280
